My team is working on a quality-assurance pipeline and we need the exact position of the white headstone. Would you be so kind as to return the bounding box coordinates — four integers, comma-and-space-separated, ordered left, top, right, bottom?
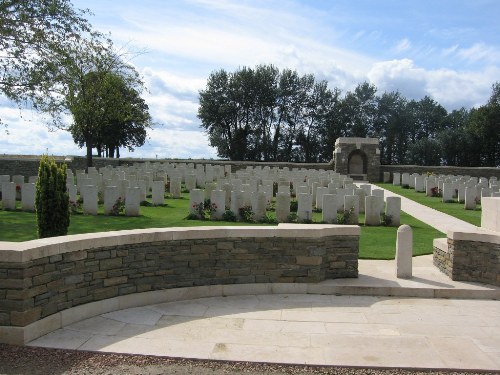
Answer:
152, 180, 165, 205
21, 183, 36, 212
392, 172, 401, 186
170, 177, 182, 198
315, 187, 329, 210
442, 183, 454, 202
275, 192, 290, 222
125, 187, 141, 216
1, 182, 16, 210
230, 190, 243, 220
210, 189, 225, 220
81, 185, 98, 215
251, 191, 267, 221
297, 193, 313, 222
104, 186, 120, 215
464, 186, 477, 210
385, 196, 401, 226
322, 194, 338, 223
344, 195, 359, 224
365, 195, 383, 226
189, 189, 205, 217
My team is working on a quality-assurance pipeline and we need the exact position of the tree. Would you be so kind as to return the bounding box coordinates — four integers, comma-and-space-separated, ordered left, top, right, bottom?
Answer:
0, 0, 92, 125
68, 71, 152, 160
35, 155, 70, 238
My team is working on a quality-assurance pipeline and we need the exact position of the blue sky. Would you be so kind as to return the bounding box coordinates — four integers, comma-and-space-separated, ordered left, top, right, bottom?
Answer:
1, 0, 499, 159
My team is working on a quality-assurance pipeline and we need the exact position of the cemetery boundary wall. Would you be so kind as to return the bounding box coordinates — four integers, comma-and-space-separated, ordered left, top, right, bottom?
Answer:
0, 155, 334, 177
0, 224, 359, 345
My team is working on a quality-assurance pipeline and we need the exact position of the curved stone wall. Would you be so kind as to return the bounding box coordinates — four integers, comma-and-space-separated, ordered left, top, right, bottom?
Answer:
0, 224, 359, 344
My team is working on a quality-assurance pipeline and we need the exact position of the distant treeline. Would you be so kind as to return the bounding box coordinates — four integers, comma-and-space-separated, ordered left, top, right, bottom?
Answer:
198, 64, 499, 167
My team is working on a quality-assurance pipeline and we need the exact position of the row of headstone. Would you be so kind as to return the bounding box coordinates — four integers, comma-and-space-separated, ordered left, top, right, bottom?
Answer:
392, 172, 500, 210
1, 182, 36, 211
188, 184, 401, 226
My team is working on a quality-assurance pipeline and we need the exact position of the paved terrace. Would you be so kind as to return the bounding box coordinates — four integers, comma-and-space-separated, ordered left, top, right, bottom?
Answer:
26, 186, 500, 370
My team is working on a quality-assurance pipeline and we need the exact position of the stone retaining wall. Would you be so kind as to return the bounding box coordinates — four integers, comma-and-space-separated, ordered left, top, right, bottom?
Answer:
433, 233, 500, 286
0, 224, 359, 343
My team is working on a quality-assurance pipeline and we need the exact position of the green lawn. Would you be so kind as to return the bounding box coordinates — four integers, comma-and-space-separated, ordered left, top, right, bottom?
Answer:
375, 183, 482, 227
0, 193, 442, 260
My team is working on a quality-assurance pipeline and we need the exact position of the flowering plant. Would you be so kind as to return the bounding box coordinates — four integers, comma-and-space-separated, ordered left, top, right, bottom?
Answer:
110, 197, 125, 215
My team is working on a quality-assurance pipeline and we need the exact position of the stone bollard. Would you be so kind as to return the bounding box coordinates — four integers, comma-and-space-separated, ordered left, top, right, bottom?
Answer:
396, 225, 412, 279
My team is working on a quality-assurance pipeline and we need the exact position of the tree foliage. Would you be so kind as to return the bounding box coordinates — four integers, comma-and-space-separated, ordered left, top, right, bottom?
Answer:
199, 65, 500, 167
35, 155, 70, 238
0, 0, 92, 123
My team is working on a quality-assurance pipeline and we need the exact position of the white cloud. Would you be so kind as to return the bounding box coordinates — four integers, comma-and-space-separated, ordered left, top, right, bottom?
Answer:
367, 58, 499, 109
394, 38, 411, 53
457, 42, 500, 64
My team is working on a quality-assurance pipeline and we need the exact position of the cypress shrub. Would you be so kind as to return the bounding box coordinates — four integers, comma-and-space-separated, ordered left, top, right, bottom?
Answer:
35, 155, 70, 238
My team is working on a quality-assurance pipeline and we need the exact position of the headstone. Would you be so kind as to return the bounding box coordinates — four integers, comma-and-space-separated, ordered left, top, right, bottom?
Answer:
464, 186, 477, 210
125, 187, 141, 216
396, 225, 412, 279
251, 191, 267, 221
344, 195, 359, 224
152, 180, 165, 205
230, 190, 243, 220
170, 177, 182, 198
409, 173, 418, 188
210, 189, 225, 220
383, 172, 391, 183
392, 172, 401, 186
414, 175, 425, 192
275, 192, 290, 222
354, 188, 367, 213
322, 194, 338, 223
441, 182, 454, 203
297, 193, 313, 222
1, 182, 16, 210
103, 186, 120, 215
426, 176, 437, 196
365, 195, 383, 226
67, 184, 77, 203
21, 183, 36, 212
204, 182, 217, 201
137, 179, 147, 202
81, 185, 98, 215
189, 189, 205, 217
385, 196, 401, 226
401, 173, 410, 187
315, 187, 329, 210
185, 174, 197, 191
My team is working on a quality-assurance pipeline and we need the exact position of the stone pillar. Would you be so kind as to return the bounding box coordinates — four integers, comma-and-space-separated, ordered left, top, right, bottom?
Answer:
396, 225, 412, 279
297, 193, 313, 222
275, 192, 290, 223
125, 187, 141, 216
104, 185, 120, 215
385, 196, 401, 226
152, 180, 165, 206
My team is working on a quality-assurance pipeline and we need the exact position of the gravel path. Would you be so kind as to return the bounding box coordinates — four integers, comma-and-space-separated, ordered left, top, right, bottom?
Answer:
0, 344, 496, 375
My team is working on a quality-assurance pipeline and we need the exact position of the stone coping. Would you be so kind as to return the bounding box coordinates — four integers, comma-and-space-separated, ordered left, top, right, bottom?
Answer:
335, 137, 379, 145
432, 237, 448, 252
447, 228, 500, 244
0, 224, 360, 263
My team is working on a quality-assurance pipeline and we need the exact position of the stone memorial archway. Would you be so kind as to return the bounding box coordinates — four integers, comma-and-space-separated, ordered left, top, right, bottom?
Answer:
334, 137, 380, 182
